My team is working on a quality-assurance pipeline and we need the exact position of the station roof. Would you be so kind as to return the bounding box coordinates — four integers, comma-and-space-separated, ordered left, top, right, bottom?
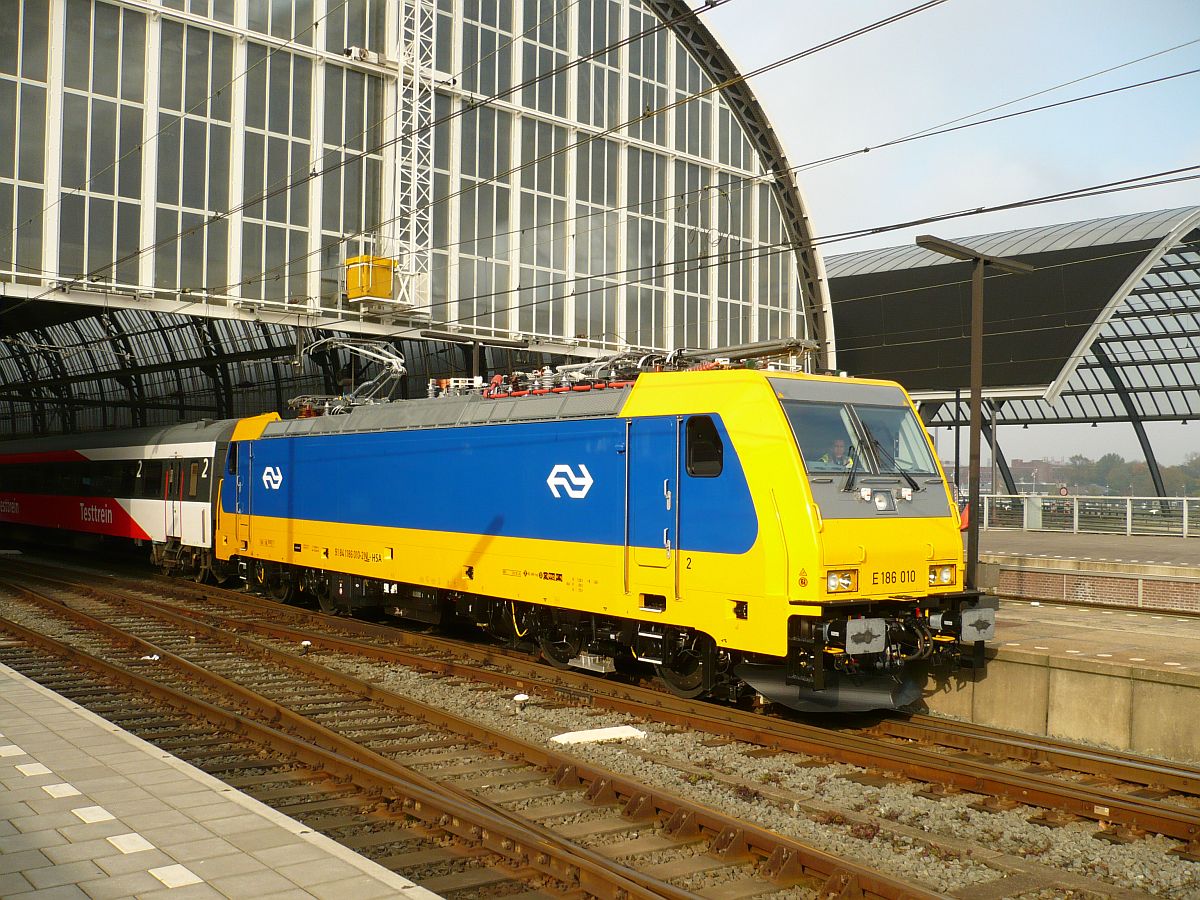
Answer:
824, 206, 1200, 426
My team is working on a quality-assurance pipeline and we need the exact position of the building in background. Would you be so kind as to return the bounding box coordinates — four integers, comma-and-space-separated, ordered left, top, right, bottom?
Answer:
0, 0, 829, 436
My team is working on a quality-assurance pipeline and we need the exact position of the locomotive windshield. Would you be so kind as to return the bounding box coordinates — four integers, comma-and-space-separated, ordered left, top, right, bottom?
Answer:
781, 400, 938, 479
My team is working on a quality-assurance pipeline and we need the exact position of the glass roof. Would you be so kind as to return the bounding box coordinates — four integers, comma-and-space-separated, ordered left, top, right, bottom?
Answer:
824, 207, 1200, 428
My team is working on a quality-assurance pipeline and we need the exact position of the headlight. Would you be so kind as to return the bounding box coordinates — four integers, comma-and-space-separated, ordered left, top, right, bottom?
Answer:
826, 570, 858, 593
929, 564, 955, 586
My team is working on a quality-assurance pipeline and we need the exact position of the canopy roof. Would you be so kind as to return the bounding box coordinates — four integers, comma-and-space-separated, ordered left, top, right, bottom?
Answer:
825, 206, 1200, 426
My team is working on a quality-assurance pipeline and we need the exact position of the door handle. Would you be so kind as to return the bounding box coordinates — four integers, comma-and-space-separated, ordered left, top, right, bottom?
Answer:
663, 528, 671, 558
663, 479, 672, 511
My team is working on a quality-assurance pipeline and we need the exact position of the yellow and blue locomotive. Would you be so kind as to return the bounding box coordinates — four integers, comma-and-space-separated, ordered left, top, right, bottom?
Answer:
212, 360, 991, 712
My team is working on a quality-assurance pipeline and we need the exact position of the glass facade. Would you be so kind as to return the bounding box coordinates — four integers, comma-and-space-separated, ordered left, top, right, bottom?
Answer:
1, 0, 811, 358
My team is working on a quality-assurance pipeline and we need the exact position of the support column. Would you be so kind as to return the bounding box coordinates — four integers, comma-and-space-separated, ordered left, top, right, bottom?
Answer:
139, 6, 162, 292
981, 412, 1017, 495
1094, 344, 1166, 497
42, 0, 66, 285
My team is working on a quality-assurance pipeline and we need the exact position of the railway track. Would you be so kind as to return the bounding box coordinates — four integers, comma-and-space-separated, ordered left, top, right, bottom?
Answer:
0, 572, 937, 900
91, 568, 1200, 847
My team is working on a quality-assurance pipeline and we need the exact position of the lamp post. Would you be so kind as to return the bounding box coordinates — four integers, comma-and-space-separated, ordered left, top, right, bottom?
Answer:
915, 235, 1033, 591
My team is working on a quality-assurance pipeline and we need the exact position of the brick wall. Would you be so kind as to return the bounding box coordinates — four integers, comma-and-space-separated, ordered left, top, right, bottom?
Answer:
998, 568, 1200, 614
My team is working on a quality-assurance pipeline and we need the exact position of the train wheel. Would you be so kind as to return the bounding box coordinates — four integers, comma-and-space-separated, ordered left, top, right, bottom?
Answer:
539, 621, 583, 669
192, 551, 211, 584
209, 557, 234, 586
266, 574, 294, 604
656, 633, 713, 699
308, 572, 337, 614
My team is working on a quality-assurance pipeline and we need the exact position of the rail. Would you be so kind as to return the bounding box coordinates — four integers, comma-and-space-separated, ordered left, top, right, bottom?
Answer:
982, 493, 1200, 537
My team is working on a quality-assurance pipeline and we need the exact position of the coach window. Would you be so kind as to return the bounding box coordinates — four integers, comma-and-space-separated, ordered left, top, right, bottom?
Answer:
188, 463, 200, 498
141, 460, 163, 498
686, 416, 723, 477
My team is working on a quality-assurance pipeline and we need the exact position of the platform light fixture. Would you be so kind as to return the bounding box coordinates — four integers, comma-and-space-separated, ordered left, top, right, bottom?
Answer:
915, 235, 1033, 591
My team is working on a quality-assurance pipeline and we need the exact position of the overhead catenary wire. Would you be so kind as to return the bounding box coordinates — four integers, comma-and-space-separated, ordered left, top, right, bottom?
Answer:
12, 47, 1197, 300
6, 165, 1199, 363
230, 56, 1200, 297
382, 164, 1200, 338
5, 0, 945, 321
8, 11, 1197, 355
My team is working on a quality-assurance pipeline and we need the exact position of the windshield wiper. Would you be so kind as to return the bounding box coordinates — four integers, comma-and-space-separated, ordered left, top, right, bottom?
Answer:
840, 445, 862, 492
862, 424, 920, 493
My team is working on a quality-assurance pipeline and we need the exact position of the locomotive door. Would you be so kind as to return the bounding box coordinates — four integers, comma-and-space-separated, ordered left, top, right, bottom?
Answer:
234, 442, 252, 549
627, 417, 680, 590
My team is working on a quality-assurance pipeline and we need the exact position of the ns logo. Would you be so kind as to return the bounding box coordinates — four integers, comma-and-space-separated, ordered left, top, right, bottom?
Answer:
261, 466, 283, 490
546, 464, 593, 499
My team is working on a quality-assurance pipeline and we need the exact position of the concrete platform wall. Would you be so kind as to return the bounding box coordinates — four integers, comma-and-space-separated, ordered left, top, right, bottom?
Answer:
923, 650, 1200, 764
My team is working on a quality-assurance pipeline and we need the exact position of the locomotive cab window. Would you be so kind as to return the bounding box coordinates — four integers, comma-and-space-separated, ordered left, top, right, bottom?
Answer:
781, 400, 938, 480
686, 416, 723, 477
227, 445, 238, 474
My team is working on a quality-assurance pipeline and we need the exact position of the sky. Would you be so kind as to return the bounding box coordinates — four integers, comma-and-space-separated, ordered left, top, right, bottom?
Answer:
706, 0, 1200, 467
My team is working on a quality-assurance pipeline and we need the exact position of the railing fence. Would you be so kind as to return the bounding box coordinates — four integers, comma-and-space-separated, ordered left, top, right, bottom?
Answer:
982, 494, 1199, 537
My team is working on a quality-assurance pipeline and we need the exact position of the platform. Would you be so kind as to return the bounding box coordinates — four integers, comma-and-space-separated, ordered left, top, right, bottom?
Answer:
925, 598, 1200, 763
0, 663, 438, 899
976, 530, 1200, 614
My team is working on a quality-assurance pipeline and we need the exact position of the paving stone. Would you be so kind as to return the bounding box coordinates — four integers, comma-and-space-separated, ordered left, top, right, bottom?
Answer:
95, 848, 176, 878
112, 759, 179, 778
135, 884, 224, 900
0, 847, 52, 874
275, 857, 366, 886
14, 811, 83, 834
27, 797, 95, 816
8, 785, 68, 804
136, 822, 213, 845
57, 820, 130, 843
71, 776, 136, 794
42, 837, 124, 865
25, 859, 107, 890
208, 868, 298, 897
8, 884, 91, 900
0, 872, 35, 896
0, 829, 69, 852
190, 812, 272, 834
250, 841, 321, 868
166, 790, 229, 811
307, 874, 412, 900
0, 799, 35, 820
185, 851, 270, 881
100, 798, 168, 818
130, 768, 193, 786
49, 767, 115, 784
118, 809, 191, 831
77, 870, 163, 899
224, 826, 301, 853
145, 778, 206, 798
162, 835, 239, 863
177, 798, 243, 823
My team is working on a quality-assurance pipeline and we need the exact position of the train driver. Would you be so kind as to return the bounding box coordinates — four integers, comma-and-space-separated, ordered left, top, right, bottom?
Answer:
820, 437, 855, 469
